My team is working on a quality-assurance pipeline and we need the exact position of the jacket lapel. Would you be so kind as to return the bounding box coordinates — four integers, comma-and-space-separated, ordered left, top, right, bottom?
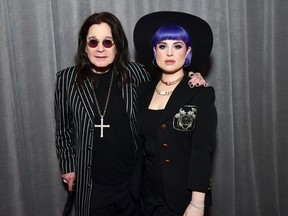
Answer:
77, 78, 95, 123
160, 77, 199, 123
121, 72, 139, 149
134, 76, 200, 134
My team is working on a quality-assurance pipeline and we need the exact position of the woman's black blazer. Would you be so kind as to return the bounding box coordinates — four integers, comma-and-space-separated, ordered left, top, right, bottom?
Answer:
137, 76, 217, 213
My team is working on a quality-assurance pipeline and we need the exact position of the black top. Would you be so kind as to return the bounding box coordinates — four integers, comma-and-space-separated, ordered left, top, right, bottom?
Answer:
91, 71, 135, 185
141, 109, 164, 194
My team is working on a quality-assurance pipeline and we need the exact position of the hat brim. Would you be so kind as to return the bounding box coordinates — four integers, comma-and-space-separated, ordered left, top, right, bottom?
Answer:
133, 11, 213, 72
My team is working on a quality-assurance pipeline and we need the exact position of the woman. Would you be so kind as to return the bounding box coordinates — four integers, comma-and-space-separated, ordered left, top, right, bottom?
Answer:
55, 12, 206, 216
134, 12, 217, 216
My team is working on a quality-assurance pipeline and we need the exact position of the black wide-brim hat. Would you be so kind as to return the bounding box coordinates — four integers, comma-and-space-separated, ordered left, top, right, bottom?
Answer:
133, 11, 213, 72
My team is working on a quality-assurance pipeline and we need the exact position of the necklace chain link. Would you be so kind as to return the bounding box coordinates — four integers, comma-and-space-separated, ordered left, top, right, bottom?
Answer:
156, 75, 184, 96
155, 88, 174, 96
89, 72, 114, 118
160, 75, 184, 86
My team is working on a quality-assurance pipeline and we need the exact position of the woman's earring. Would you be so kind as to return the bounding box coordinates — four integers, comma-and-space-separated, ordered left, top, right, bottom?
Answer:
152, 58, 158, 67
184, 58, 191, 67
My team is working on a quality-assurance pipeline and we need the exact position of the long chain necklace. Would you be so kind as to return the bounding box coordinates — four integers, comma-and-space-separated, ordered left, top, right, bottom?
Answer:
89, 72, 114, 138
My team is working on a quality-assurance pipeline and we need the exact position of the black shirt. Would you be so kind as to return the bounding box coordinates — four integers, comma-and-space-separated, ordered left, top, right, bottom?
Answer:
90, 71, 135, 185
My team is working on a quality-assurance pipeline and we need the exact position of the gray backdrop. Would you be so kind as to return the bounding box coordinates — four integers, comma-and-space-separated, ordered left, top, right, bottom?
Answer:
0, 0, 287, 216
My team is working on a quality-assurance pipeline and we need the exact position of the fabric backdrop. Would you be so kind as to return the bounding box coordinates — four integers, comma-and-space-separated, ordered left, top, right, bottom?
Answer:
0, 0, 287, 216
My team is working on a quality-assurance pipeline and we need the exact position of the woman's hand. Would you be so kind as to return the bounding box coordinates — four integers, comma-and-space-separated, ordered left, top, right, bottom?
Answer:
183, 202, 204, 216
184, 191, 205, 216
188, 72, 208, 88
62, 172, 75, 191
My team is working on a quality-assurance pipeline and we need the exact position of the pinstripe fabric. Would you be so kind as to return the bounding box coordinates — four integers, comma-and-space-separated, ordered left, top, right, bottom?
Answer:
55, 62, 150, 216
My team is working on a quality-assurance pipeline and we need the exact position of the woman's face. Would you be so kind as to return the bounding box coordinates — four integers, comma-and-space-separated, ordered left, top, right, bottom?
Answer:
85, 22, 117, 71
154, 40, 191, 73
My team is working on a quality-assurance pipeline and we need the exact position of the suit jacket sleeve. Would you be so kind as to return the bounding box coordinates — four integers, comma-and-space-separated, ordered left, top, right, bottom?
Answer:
54, 68, 76, 174
188, 87, 217, 192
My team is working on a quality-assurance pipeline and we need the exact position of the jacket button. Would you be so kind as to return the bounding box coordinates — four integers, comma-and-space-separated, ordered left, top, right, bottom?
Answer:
164, 159, 171, 164
160, 124, 166, 129
162, 143, 168, 149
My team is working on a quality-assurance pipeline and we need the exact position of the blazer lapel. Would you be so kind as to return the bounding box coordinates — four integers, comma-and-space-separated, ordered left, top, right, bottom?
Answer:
138, 77, 199, 129
77, 78, 95, 123
160, 77, 199, 122
121, 73, 140, 149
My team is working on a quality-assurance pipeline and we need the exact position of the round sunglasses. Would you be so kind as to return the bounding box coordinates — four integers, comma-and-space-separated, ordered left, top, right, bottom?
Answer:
87, 39, 115, 48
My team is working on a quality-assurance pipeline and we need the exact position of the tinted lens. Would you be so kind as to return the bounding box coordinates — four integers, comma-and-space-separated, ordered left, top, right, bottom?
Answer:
87, 39, 114, 48
87, 39, 99, 48
102, 39, 114, 48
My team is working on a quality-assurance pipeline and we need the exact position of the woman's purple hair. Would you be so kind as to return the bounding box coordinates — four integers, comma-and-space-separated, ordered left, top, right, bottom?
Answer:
151, 24, 192, 65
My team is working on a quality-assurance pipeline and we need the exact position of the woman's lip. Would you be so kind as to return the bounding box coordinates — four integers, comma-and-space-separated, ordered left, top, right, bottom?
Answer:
165, 60, 175, 64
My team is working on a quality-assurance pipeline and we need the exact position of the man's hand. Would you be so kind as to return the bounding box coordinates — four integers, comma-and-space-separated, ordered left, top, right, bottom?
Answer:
188, 72, 208, 88
62, 172, 75, 191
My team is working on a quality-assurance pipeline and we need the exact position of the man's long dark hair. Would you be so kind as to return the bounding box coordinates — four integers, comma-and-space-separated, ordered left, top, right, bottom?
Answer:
75, 12, 131, 86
